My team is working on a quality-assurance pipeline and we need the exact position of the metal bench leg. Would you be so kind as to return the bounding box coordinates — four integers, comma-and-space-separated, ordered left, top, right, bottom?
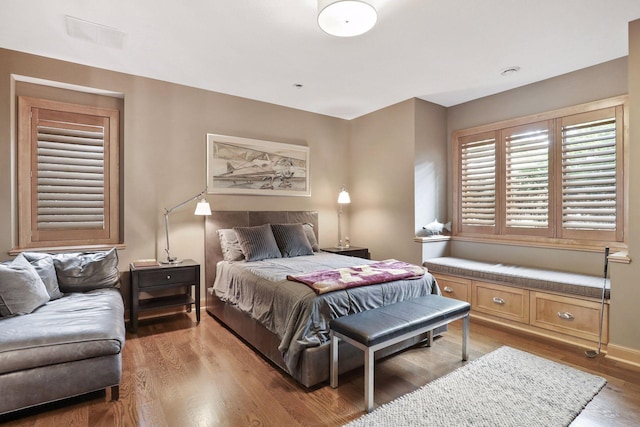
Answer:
330, 332, 339, 388
364, 347, 375, 412
427, 329, 433, 347
462, 314, 469, 361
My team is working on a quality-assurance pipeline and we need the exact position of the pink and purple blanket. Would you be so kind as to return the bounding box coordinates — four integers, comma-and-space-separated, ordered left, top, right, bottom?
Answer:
287, 259, 426, 294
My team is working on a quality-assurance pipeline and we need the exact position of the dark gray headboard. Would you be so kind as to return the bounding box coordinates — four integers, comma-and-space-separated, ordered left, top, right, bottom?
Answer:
204, 211, 319, 289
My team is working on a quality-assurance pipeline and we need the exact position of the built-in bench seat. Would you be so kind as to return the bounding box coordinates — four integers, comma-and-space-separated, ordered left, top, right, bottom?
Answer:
329, 295, 471, 412
424, 256, 609, 350
424, 257, 609, 299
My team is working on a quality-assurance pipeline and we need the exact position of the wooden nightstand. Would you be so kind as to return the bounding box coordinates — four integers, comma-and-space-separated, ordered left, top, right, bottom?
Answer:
321, 246, 370, 259
129, 259, 200, 333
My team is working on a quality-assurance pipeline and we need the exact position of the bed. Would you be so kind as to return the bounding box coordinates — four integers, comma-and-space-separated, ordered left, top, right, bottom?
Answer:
204, 211, 441, 388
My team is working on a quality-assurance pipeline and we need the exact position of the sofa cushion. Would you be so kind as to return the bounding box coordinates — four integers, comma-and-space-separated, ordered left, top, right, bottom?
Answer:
0, 254, 50, 317
21, 252, 64, 300
53, 248, 120, 293
0, 288, 125, 375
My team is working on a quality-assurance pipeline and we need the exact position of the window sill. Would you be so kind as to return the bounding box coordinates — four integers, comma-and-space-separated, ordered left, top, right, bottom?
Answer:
414, 235, 451, 243
9, 243, 126, 256
450, 235, 627, 256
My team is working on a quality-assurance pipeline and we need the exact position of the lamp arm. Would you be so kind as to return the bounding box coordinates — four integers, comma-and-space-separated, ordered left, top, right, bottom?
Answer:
163, 188, 207, 263
165, 188, 207, 214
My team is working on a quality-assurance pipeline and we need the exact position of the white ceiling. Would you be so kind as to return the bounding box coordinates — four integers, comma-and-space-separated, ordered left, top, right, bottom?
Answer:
2, 0, 640, 120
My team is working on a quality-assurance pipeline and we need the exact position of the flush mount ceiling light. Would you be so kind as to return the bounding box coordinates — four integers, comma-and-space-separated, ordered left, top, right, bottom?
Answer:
317, 0, 377, 37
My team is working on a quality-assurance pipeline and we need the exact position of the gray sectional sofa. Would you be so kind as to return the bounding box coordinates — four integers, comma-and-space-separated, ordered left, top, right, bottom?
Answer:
0, 248, 125, 415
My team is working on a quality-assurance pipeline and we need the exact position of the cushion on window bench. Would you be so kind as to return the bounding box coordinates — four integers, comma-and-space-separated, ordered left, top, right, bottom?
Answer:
424, 257, 609, 299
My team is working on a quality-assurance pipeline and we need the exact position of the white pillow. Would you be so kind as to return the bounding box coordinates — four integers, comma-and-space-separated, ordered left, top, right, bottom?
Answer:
217, 229, 245, 262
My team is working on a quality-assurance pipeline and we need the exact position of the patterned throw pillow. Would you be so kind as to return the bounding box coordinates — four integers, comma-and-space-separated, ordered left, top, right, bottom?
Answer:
233, 224, 282, 262
271, 223, 314, 257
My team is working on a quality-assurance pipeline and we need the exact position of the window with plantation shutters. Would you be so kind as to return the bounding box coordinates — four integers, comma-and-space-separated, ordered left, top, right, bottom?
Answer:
503, 122, 552, 236
17, 97, 120, 250
559, 107, 623, 241
453, 96, 626, 248
459, 133, 497, 234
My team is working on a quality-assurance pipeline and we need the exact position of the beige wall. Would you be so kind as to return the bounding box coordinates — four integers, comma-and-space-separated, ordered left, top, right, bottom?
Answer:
349, 99, 417, 263
608, 19, 640, 356
415, 99, 448, 230
0, 48, 350, 299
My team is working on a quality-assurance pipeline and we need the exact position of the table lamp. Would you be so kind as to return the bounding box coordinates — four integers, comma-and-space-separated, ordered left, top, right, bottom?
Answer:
162, 188, 211, 264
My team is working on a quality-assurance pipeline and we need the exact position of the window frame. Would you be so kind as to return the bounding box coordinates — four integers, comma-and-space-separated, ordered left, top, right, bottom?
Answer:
452, 96, 627, 250
16, 96, 120, 251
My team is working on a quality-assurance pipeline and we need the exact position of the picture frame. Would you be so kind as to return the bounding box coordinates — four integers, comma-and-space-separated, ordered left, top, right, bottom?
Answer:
206, 133, 310, 196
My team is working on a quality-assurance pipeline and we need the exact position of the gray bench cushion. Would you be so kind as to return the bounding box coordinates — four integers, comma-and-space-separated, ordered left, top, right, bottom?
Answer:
0, 288, 125, 375
330, 295, 470, 346
424, 257, 609, 299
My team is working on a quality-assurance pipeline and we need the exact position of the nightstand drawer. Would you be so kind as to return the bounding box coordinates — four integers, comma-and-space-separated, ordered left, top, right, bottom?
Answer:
136, 267, 197, 289
530, 292, 608, 343
472, 281, 529, 324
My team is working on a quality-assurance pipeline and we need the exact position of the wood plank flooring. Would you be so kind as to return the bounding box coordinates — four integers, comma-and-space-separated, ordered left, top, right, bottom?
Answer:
2, 311, 639, 426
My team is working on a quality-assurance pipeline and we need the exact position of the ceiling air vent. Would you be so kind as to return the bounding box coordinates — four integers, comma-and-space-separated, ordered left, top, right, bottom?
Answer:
65, 15, 125, 49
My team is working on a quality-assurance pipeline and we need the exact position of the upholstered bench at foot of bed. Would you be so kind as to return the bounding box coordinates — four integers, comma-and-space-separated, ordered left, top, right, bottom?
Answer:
329, 295, 471, 413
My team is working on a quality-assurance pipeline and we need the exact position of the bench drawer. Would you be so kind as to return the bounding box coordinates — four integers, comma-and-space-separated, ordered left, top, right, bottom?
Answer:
433, 274, 470, 302
472, 281, 529, 324
530, 292, 608, 343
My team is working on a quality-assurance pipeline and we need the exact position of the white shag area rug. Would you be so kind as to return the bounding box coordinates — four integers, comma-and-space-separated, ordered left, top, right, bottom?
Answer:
345, 346, 606, 427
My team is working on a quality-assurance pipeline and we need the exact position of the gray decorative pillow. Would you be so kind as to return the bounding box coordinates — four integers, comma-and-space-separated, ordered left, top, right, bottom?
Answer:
271, 223, 314, 257
217, 229, 244, 262
53, 248, 120, 293
302, 223, 320, 252
22, 252, 64, 300
0, 253, 50, 317
233, 224, 282, 262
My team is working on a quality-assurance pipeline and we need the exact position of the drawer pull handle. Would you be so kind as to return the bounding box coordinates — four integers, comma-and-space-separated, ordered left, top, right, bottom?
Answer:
492, 297, 505, 305
557, 311, 574, 320
166, 275, 171, 280
443, 286, 454, 293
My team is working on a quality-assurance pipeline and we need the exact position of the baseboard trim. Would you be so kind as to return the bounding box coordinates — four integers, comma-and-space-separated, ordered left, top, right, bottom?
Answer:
606, 343, 640, 368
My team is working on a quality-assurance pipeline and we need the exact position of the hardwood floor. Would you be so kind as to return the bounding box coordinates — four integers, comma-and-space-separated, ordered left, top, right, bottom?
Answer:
2, 312, 640, 426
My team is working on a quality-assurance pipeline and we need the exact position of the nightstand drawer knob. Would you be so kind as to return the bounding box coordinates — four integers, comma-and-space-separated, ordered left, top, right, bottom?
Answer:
492, 297, 505, 305
166, 275, 171, 280
443, 286, 454, 293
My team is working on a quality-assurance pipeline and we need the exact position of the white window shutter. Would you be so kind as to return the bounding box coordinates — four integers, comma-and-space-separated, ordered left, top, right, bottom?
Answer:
36, 123, 106, 230
504, 126, 550, 229
561, 116, 617, 231
460, 137, 496, 228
